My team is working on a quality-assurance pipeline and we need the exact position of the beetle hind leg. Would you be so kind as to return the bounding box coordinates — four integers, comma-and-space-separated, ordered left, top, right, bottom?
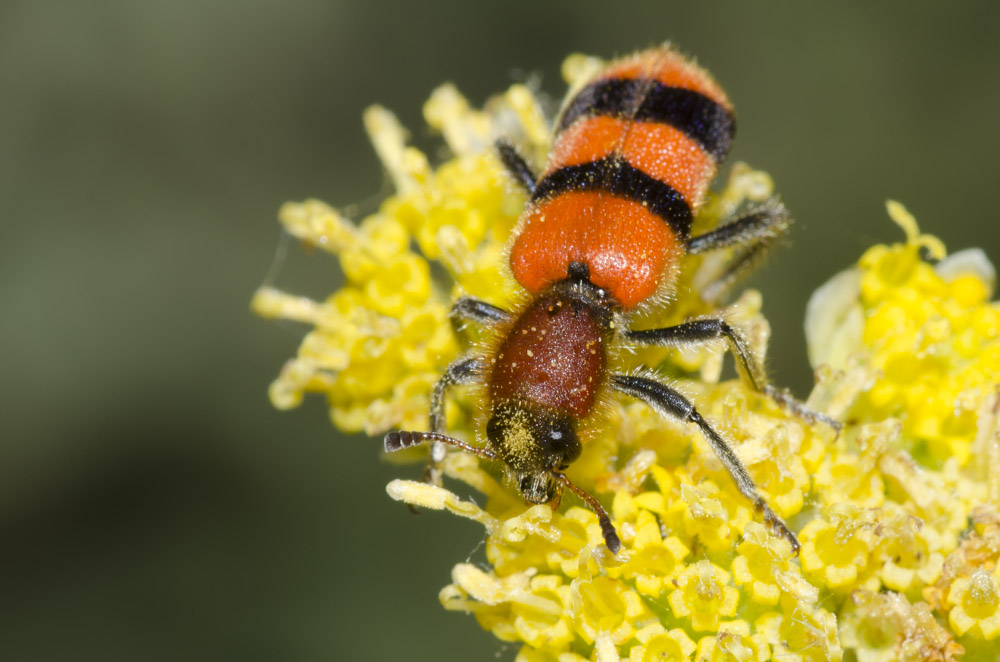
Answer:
612, 374, 800, 554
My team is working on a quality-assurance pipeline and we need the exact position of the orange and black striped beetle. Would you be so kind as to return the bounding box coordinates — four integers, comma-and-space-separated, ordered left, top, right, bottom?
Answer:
385, 46, 838, 554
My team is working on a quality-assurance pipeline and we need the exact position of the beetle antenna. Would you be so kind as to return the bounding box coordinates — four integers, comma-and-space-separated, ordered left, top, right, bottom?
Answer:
552, 471, 621, 554
384, 430, 496, 460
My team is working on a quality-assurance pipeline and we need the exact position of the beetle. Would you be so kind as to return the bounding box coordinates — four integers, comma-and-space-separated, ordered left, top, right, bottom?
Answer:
385, 46, 837, 554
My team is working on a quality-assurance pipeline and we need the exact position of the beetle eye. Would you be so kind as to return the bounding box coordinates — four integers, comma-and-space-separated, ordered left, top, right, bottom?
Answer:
540, 417, 580, 464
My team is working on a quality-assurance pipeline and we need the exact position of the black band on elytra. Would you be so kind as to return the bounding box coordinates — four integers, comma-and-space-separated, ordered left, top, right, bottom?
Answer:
531, 157, 693, 238
557, 78, 735, 163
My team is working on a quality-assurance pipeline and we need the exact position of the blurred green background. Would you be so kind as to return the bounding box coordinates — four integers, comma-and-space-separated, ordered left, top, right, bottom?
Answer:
3, 1, 998, 660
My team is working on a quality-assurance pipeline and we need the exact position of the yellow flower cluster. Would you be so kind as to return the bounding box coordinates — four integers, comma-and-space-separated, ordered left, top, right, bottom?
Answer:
252, 86, 536, 435
254, 55, 1000, 661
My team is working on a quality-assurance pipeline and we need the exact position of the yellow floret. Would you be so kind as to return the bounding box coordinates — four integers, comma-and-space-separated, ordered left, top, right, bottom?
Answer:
629, 627, 696, 662
667, 560, 740, 632
695, 620, 769, 662
732, 522, 817, 606
947, 569, 1000, 640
